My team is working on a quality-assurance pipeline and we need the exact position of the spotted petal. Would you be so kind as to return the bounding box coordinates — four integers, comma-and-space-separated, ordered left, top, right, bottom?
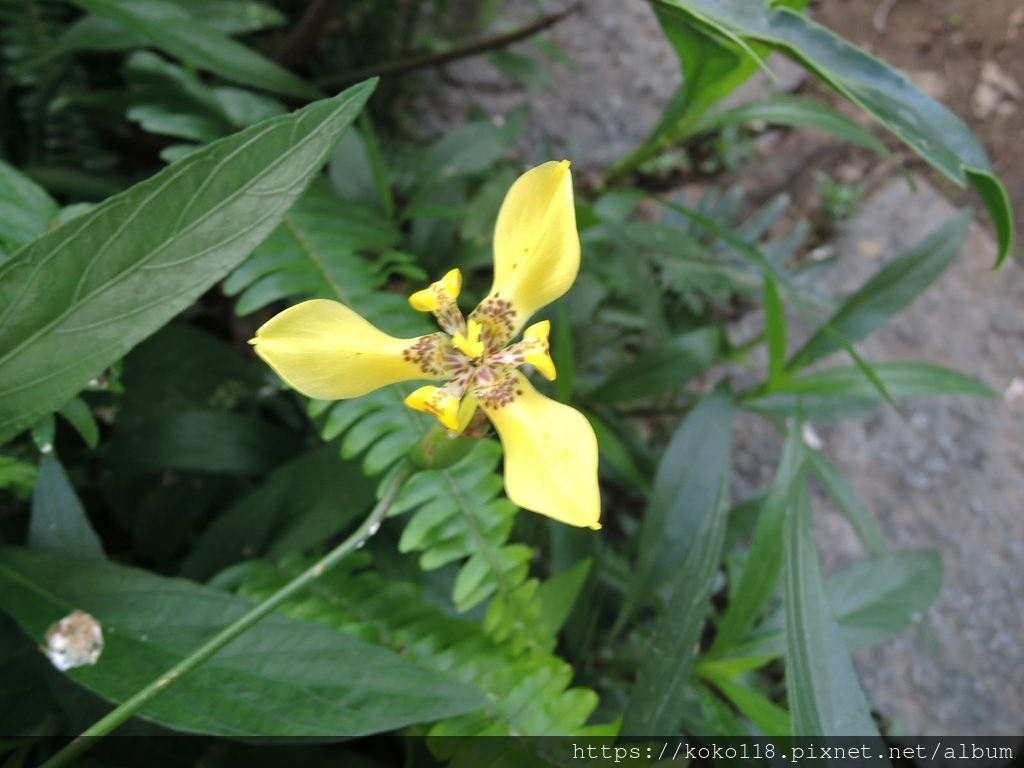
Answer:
478, 370, 600, 528
472, 160, 580, 346
250, 299, 450, 400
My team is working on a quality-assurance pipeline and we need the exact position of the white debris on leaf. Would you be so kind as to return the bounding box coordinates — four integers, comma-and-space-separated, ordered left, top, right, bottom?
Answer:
1004, 377, 1024, 405
802, 422, 824, 450
43, 610, 104, 671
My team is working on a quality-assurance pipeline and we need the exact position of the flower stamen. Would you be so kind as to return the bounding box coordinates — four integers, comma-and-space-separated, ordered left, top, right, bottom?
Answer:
451, 318, 485, 360
409, 268, 467, 337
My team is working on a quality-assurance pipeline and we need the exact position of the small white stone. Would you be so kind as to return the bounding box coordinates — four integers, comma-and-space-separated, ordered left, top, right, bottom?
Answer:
1004, 377, 1024, 404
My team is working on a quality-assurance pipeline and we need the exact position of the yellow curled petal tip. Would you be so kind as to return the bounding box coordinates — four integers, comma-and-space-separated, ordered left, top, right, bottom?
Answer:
409, 268, 463, 312
404, 385, 462, 432
522, 320, 556, 381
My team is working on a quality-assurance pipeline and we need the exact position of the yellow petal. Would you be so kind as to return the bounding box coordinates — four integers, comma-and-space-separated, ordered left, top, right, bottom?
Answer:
251, 299, 444, 400
404, 385, 461, 432
477, 370, 600, 528
472, 160, 580, 345
409, 268, 462, 312
522, 320, 556, 381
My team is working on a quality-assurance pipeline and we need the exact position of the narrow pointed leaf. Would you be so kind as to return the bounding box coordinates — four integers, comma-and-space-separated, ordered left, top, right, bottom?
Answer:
0, 160, 58, 251
621, 465, 732, 735
780, 362, 995, 399
806, 450, 888, 557
630, 386, 735, 608
787, 211, 970, 371
586, 326, 724, 404
784, 480, 884, 740
0, 80, 376, 444
693, 96, 891, 157
712, 421, 802, 653
28, 453, 105, 560
764, 275, 787, 384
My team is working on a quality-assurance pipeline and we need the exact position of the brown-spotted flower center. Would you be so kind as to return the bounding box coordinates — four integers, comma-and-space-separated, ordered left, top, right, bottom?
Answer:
249, 160, 600, 529
402, 268, 556, 435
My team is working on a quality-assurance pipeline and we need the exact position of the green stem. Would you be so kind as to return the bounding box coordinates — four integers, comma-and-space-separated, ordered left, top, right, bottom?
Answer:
40, 462, 414, 768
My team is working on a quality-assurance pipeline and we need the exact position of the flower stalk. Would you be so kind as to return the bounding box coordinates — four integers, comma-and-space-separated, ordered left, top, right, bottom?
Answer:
39, 462, 415, 768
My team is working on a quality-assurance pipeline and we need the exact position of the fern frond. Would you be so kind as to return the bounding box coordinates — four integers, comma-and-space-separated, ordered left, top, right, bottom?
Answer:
0, 0, 113, 172
225, 177, 426, 335
323, 389, 554, 653
237, 557, 600, 736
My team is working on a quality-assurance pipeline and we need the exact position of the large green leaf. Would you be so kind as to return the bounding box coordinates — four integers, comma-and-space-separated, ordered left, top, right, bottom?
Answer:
67, 0, 319, 99
787, 211, 971, 371
783, 480, 884, 739
0, 547, 485, 736
652, 0, 1013, 264
0, 80, 375, 444
627, 386, 735, 625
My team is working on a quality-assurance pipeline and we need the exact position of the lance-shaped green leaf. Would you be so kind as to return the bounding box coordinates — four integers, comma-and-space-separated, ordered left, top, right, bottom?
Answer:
806, 451, 888, 558
692, 95, 891, 158
651, 0, 1013, 264
0, 546, 485, 736
629, 386, 735, 610
712, 420, 803, 654
713, 549, 942, 662
787, 211, 971, 372
67, 0, 319, 99
0, 80, 376, 444
621, 452, 732, 735
763, 275, 787, 384
778, 361, 995, 399
784, 479, 884, 740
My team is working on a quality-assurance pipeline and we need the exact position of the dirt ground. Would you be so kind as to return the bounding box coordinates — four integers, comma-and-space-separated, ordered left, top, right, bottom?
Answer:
811, 0, 1024, 247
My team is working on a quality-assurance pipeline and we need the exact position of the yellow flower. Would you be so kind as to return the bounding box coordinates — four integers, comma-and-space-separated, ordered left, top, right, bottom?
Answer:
251, 161, 600, 529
